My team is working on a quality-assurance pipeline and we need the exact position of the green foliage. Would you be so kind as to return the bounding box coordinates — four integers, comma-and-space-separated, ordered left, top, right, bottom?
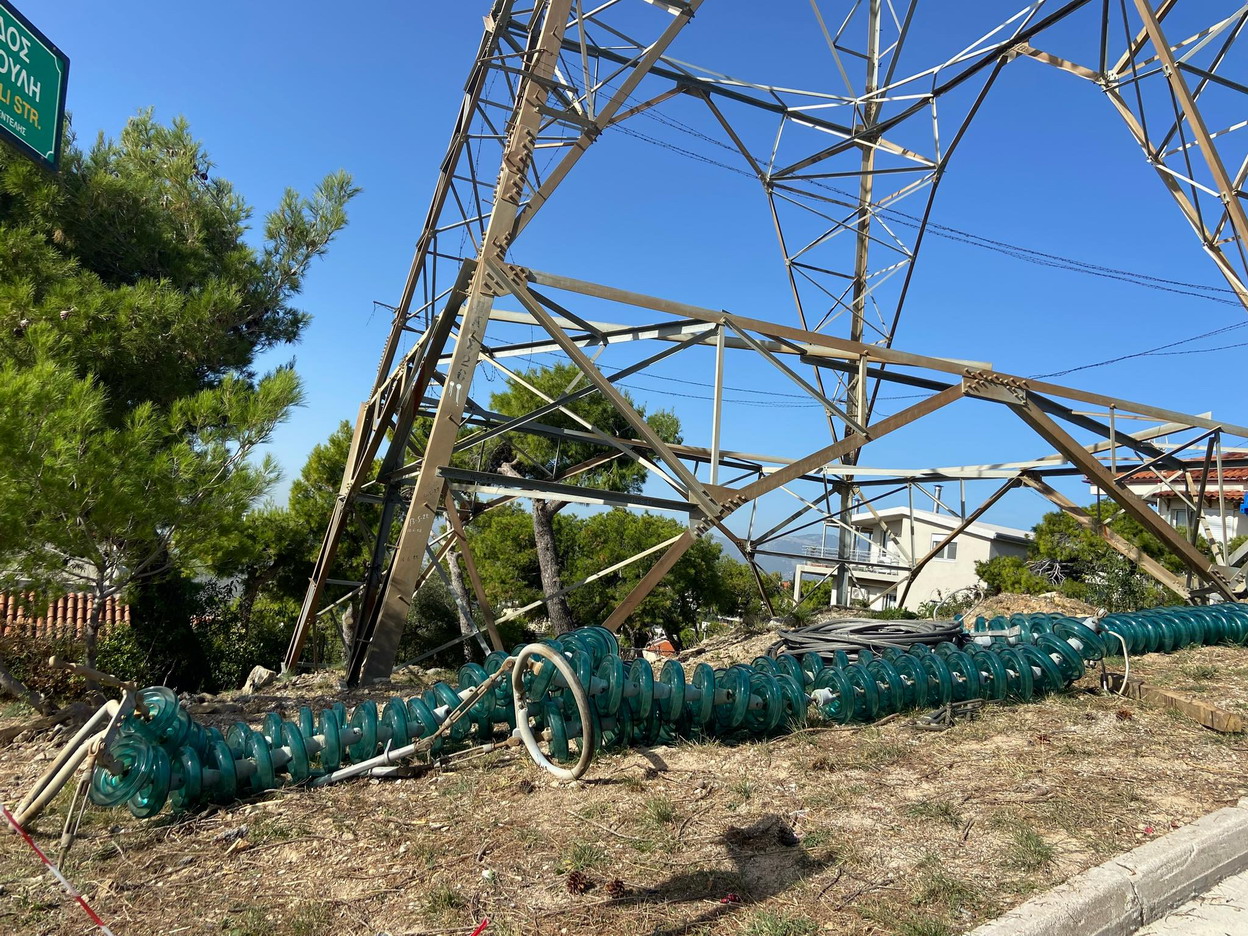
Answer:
559, 841, 606, 872
285, 421, 379, 588
563, 509, 728, 648
904, 800, 965, 828
795, 575, 918, 619
871, 606, 920, 621
398, 575, 462, 665
465, 504, 544, 612
896, 920, 954, 936
1031, 503, 1205, 578
0, 339, 300, 611
1180, 662, 1219, 682
975, 503, 1186, 611
716, 557, 783, 623
1081, 554, 1175, 612
741, 911, 819, 936
95, 574, 290, 692
482, 363, 683, 634
641, 794, 678, 826
975, 555, 1053, 596
1005, 822, 1055, 872
211, 420, 380, 635
486, 362, 680, 493
425, 883, 464, 919
0, 111, 356, 680
1225, 534, 1247, 562
94, 576, 216, 689
0, 112, 358, 415
915, 588, 980, 619
0, 635, 82, 699
796, 577, 834, 612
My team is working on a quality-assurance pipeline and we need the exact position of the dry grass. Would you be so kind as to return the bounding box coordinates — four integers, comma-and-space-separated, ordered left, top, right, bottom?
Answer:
1, 645, 1245, 935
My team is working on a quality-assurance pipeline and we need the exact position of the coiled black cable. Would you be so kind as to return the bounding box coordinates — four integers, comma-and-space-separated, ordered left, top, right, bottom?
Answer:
769, 618, 965, 662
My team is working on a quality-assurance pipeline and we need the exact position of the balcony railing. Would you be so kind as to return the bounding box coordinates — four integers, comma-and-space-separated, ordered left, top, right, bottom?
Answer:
803, 544, 908, 567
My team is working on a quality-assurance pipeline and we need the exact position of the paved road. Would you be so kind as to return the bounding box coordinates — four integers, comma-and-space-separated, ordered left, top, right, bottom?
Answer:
1135, 867, 1248, 936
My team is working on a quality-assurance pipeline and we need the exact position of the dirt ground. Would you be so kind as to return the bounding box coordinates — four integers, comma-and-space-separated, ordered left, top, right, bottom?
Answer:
963, 593, 1097, 622
2, 635, 1247, 936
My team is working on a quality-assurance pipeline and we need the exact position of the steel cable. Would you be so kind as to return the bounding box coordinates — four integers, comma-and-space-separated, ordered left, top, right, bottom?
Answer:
769, 618, 965, 661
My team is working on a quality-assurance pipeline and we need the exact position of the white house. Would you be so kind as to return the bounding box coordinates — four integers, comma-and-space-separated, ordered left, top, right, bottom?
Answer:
1100, 462, 1248, 558
793, 507, 1032, 613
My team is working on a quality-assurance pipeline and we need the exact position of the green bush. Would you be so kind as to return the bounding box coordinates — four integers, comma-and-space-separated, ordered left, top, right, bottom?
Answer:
95, 574, 293, 693
96, 575, 220, 691
395, 576, 535, 668
1080, 556, 1176, 612
0, 634, 83, 698
975, 556, 1053, 596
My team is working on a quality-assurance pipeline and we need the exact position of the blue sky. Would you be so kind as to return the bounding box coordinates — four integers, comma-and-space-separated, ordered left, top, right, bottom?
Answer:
33, 2, 1248, 540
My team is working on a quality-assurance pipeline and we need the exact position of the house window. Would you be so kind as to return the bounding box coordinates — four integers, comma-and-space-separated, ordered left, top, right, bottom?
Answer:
1169, 507, 1191, 529
931, 534, 957, 561
881, 592, 897, 609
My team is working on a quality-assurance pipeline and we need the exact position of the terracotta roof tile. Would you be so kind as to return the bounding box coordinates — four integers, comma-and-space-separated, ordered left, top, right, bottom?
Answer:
0, 592, 129, 641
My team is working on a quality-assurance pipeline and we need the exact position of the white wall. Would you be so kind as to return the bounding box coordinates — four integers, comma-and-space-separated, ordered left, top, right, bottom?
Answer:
855, 514, 1029, 612
1152, 495, 1246, 554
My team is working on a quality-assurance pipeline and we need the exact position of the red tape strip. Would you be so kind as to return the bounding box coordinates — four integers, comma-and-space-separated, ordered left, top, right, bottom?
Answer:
2, 803, 117, 935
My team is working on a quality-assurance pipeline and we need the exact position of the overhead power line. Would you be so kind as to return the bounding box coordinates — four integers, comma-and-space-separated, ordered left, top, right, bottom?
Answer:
1029, 320, 1248, 378
578, 80, 1248, 382
607, 95, 1240, 306
603, 95, 1248, 379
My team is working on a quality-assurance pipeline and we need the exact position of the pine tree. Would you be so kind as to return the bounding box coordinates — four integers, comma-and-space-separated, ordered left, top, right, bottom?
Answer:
487, 363, 680, 634
0, 112, 358, 676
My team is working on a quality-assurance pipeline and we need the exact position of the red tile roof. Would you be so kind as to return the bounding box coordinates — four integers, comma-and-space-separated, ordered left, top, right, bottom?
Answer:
0, 592, 129, 641
1115, 457, 1248, 490
1121, 466, 1248, 485
1104, 460, 1247, 505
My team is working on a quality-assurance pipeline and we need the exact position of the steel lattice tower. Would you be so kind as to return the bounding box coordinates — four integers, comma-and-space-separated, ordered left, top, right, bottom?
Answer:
285, 1, 1248, 684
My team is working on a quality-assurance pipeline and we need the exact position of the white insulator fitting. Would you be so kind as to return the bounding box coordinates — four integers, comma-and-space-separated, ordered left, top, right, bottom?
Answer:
811, 688, 836, 706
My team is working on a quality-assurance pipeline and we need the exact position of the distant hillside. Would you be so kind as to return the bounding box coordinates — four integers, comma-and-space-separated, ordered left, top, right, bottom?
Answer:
712, 531, 834, 581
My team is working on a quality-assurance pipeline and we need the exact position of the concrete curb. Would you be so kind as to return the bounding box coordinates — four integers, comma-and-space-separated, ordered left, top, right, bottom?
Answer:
965, 798, 1248, 936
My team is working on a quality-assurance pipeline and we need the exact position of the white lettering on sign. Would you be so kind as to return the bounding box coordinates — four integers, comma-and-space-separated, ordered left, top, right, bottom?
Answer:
0, 15, 32, 63
0, 106, 25, 136
0, 47, 40, 103
0, 11, 40, 104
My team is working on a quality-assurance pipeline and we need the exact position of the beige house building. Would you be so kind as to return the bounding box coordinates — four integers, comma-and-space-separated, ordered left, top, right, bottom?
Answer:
1104, 462, 1248, 562
794, 507, 1032, 613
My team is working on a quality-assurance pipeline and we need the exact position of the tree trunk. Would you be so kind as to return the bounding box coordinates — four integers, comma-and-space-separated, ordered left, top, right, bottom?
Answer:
0, 658, 53, 715
340, 601, 356, 665
496, 460, 575, 635
531, 498, 575, 635
84, 592, 106, 677
237, 564, 277, 638
445, 545, 477, 662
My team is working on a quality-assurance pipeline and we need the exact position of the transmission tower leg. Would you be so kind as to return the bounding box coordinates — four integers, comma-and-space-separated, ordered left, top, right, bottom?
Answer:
353, 0, 574, 684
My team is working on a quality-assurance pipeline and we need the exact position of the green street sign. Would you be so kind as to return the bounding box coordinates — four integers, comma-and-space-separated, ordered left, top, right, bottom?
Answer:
0, 0, 68, 171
